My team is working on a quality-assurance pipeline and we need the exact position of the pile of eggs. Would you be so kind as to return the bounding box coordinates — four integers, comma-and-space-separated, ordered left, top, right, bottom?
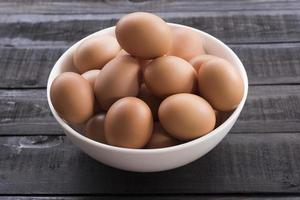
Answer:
50, 12, 244, 149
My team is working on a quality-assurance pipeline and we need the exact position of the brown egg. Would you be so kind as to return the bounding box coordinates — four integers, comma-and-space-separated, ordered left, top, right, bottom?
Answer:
73, 35, 120, 73
50, 72, 94, 124
198, 58, 244, 111
116, 49, 151, 73
115, 12, 172, 59
215, 110, 233, 128
144, 56, 196, 98
159, 93, 216, 141
81, 69, 102, 113
105, 97, 153, 148
94, 55, 141, 110
85, 114, 106, 143
189, 54, 216, 71
82, 69, 100, 87
138, 59, 151, 73
146, 122, 179, 149
168, 27, 205, 61
138, 84, 161, 121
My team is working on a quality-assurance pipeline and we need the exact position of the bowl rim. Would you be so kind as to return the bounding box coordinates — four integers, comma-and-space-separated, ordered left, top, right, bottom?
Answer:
47, 23, 249, 154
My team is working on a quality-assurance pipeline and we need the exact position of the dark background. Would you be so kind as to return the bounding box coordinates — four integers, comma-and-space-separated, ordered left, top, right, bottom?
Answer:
0, 0, 300, 199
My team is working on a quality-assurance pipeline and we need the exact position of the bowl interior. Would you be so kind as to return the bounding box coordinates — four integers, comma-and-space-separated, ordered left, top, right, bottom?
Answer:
47, 23, 248, 153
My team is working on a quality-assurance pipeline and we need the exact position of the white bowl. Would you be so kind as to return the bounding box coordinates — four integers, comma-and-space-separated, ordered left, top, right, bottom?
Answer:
47, 23, 248, 172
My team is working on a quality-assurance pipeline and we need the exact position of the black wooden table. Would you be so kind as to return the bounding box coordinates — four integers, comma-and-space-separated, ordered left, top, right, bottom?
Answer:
1, 0, 300, 199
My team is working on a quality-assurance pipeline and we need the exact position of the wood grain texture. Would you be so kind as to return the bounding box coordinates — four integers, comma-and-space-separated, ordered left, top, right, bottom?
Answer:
0, 196, 299, 200
1, 133, 300, 194
0, 43, 299, 88
0, 90, 63, 135
0, 0, 299, 14
1, 11, 300, 45
0, 47, 65, 88
0, 85, 299, 136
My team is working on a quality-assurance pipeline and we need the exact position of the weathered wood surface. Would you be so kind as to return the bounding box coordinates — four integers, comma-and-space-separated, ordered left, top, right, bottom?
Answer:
1, 133, 300, 194
0, 11, 300, 45
0, 85, 299, 136
0, 0, 300, 14
1, 43, 299, 88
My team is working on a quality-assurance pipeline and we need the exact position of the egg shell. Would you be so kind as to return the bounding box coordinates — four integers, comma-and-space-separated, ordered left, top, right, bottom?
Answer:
73, 35, 120, 73
116, 49, 151, 74
146, 122, 179, 149
168, 27, 205, 61
138, 84, 161, 121
198, 57, 244, 111
81, 69, 103, 114
159, 93, 216, 141
94, 55, 141, 110
69, 123, 86, 134
144, 56, 196, 98
116, 49, 128, 57
82, 69, 100, 87
189, 54, 216, 72
85, 114, 106, 144
105, 97, 153, 149
115, 12, 172, 59
50, 72, 94, 124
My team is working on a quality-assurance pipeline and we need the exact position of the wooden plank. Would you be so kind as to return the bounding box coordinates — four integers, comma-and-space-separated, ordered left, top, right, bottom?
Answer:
0, 90, 63, 135
0, 85, 299, 136
0, 196, 299, 200
0, 43, 299, 88
0, 47, 65, 89
1, 133, 300, 194
1, 11, 300, 44
0, 0, 299, 14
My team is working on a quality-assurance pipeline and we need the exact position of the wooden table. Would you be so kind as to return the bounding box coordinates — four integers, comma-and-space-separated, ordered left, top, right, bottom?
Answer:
0, 0, 300, 199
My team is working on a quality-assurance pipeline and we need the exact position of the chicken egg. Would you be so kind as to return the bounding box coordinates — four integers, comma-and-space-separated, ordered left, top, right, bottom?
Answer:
197, 57, 244, 111
81, 69, 102, 113
116, 49, 151, 73
146, 122, 179, 149
94, 55, 141, 110
144, 56, 196, 98
115, 12, 172, 59
50, 72, 94, 124
85, 113, 106, 143
138, 84, 161, 121
82, 69, 100, 87
73, 35, 120, 73
189, 54, 216, 71
159, 93, 216, 141
168, 27, 205, 61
